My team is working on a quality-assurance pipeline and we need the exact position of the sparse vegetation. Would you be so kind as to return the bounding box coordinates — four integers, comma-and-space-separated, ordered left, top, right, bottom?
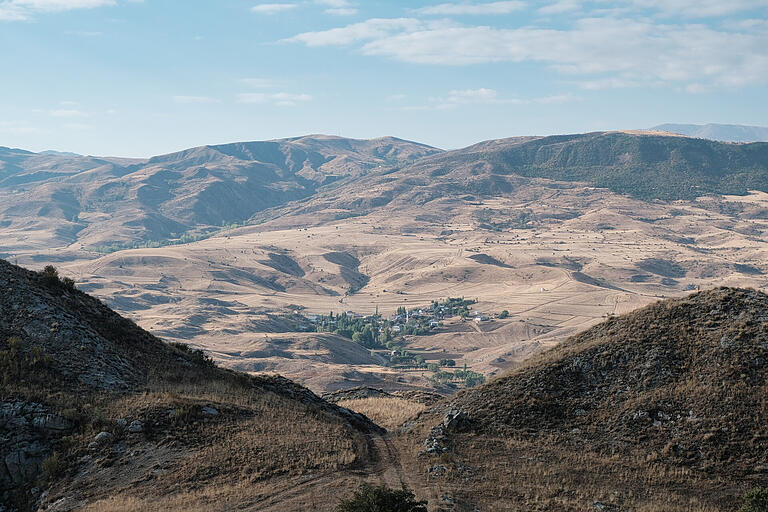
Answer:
740, 487, 768, 512
336, 483, 428, 512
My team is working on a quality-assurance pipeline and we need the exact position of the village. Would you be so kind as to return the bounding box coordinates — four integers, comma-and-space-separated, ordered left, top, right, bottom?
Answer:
296, 297, 496, 388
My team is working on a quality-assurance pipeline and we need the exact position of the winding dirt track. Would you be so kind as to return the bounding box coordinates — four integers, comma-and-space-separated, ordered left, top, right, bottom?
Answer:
249, 430, 429, 512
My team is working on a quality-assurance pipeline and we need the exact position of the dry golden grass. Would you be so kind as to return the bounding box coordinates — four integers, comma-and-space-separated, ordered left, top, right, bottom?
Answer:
337, 397, 425, 431
45, 377, 373, 511
80, 481, 261, 512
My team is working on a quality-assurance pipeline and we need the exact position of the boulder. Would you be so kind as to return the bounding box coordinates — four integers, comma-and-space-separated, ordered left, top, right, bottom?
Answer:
127, 420, 144, 433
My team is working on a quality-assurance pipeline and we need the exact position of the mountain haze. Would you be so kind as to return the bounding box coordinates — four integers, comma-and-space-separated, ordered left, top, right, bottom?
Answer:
652, 123, 768, 143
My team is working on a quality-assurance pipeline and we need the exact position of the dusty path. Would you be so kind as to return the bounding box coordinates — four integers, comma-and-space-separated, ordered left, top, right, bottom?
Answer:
246, 429, 435, 511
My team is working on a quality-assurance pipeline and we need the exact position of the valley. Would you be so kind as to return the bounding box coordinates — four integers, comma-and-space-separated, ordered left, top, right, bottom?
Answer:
4, 132, 768, 394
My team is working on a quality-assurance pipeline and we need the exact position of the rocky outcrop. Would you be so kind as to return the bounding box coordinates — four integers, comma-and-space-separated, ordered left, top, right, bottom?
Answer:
0, 401, 73, 507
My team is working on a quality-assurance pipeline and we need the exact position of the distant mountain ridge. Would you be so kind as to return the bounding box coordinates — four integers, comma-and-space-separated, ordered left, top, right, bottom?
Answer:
3, 131, 768, 261
651, 123, 768, 142
0, 135, 441, 256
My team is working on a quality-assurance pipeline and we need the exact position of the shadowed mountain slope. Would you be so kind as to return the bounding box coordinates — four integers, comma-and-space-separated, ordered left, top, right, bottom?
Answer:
0, 259, 381, 511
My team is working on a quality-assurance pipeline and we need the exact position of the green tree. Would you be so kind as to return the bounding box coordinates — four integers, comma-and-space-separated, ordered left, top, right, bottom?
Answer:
499, 310, 510, 319
336, 483, 427, 512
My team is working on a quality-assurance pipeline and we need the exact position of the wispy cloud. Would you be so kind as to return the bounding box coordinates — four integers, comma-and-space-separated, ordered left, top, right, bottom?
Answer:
251, 3, 297, 14
62, 122, 91, 130
172, 95, 220, 104
406, 88, 580, 110
64, 30, 102, 36
49, 109, 87, 118
286, 15, 768, 90
0, 0, 115, 20
537, 0, 580, 15
283, 18, 431, 46
237, 92, 313, 106
415, 1, 526, 15
616, 0, 768, 18
315, 0, 357, 15
0, 120, 43, 134
240, 77, 281, 88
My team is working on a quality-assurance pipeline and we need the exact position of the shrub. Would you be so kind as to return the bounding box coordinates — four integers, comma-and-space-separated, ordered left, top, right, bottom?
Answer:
1, 336, 54, 386
499, 310, 510, 319
41, 451, 65, 481
336, 483, 427, 512
40, 265, 60, 286
740, 487, 768, 512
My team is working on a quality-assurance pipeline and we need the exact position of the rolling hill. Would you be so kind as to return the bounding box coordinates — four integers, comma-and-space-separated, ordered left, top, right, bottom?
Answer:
402, 288, 768, 511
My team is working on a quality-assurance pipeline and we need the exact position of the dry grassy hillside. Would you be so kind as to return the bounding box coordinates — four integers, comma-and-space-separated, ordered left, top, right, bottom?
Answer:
400, 287, 768, 511
54, 184, 768, 393
0, 259, 384, 512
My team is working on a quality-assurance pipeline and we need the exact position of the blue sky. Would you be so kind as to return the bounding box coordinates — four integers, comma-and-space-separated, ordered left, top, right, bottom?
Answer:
1, 0, 767, 156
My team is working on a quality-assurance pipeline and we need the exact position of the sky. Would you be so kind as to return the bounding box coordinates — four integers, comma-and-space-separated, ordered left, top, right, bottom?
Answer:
0, 0, 767, 157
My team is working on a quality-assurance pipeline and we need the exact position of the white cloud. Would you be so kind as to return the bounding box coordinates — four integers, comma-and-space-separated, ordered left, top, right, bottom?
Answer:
237, 92, 313, 106
64, 30, 102, 36
283, 18, 431, 46
404, 88, 579, 110
537, 0, 581, 15
325, 7, 356, 15
172, 95, 219, 104
62, 122, 91, 130
0, 120, 43, 134
0, 0, 115, 20
240, 77, 280, 88
614, 0, 768, 18
251, 3, 296, 14
314, 0, 357, 16
315, 0, 350, 6
444, 87, 501, 103
287, 16, 768, 90
416, 1, 526, 15
49, 109, 87, 117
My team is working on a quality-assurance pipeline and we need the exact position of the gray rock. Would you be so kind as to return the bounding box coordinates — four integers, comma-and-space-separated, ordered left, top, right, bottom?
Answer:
116, 418, 127, 428
32, 414, 72, 432
201, 406, 219, 416
127, 420, 144, 433
93, 431, 113, 444
442, 408, 469, 432
429, 464, 447, 477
